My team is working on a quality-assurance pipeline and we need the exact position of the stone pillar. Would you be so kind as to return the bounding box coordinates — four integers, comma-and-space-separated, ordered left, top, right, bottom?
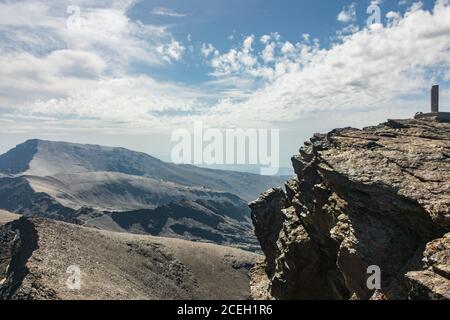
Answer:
431, 85, 439, 113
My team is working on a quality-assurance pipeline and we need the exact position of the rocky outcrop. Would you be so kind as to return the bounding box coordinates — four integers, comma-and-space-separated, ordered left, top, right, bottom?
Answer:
406, 233, 450, 299
250, 118, 450, 300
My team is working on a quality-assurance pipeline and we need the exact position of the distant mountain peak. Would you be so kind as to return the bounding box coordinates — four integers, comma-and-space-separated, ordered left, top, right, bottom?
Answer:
0, 139, 285, 250
0, 139, 39, 174
0, 139, 286, 201
0, 139, 163, 177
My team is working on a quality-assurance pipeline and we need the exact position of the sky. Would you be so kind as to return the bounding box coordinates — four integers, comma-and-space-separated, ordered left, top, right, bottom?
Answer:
0, 0, 449, 168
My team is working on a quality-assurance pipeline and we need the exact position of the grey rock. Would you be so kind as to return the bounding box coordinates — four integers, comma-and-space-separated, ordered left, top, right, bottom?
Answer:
250, 118, 450, 300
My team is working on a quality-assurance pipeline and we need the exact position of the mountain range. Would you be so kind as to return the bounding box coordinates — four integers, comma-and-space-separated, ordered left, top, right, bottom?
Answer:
0, 139, 287, 251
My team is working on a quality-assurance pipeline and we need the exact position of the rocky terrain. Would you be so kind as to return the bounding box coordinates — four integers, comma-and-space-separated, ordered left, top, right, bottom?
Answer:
249, 118, 450, 300
0, 213, 259, 300
0, 139, 286, 251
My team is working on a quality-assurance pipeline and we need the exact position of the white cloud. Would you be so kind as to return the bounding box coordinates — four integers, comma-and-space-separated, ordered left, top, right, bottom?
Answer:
386, 11, 402, 27
210, 35, 258, 76
150, 7, 187, 17
2, 0, 450, 138
260, 35, 271, 44
243, 35, 254, 51
207, 32, 321, 81
0, 0, 170, 66
406, 1, 424, 14
0, 0, 188, 109
157, 39, 186, 62
200, 2, 450, 127
201, 43, 218, 58
337, 3, 357, 23
22, 76, 202, 123
281, 42, 295, 55
262, 42, 276, 63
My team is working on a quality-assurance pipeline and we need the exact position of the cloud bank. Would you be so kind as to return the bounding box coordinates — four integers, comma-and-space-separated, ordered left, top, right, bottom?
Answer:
1, 0, 450, 135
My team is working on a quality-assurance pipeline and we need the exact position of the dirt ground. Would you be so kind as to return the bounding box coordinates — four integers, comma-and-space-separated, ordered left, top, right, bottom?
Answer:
0, 216, 260, 300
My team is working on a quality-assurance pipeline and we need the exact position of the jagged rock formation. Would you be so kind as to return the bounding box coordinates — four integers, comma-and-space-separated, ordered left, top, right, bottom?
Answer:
406, 233, 450, 299
250, 118, 450, 300
0, 215, 259, 300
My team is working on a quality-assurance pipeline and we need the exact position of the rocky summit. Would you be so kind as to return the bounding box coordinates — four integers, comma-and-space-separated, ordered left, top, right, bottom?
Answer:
249, 118, 450, 300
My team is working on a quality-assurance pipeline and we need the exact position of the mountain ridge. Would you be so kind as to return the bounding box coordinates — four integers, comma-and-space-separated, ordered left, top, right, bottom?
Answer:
0, 139, 286, 251
0, 139, 286, 202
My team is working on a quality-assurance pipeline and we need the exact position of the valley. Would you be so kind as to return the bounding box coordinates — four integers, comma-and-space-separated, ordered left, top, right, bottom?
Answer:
0, 139, 287, 251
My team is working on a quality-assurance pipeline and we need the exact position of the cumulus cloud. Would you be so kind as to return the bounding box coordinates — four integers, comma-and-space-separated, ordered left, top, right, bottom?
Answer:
206, 32, 321, 81
201, 43, 218, 58
386, 11, 402, 26
0, 0, 188, 113
209, 35, 258, 76
337, 3, 357, 23
157, 39, 186, 62
2, 0, 450, 136
200, 1, 450, 127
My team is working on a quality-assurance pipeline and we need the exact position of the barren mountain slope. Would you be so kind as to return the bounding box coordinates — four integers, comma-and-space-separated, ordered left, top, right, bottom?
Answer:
0, 139, 286, 202
0, 139, 286, 250
0, 174, 258, 250
0, 216, 260, 300
0, 210, 19, 225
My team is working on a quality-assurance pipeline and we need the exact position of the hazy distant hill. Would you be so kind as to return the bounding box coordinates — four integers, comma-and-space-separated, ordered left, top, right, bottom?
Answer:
0, 139, 285, 201
0, 139, 284, 250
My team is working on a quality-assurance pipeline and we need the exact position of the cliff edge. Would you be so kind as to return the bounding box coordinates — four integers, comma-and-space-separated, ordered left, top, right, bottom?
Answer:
249, 118, 450, 300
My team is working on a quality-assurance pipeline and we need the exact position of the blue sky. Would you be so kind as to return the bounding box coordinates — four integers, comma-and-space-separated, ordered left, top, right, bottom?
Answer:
0, 0, 449, 167
128, 0, 437, 84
